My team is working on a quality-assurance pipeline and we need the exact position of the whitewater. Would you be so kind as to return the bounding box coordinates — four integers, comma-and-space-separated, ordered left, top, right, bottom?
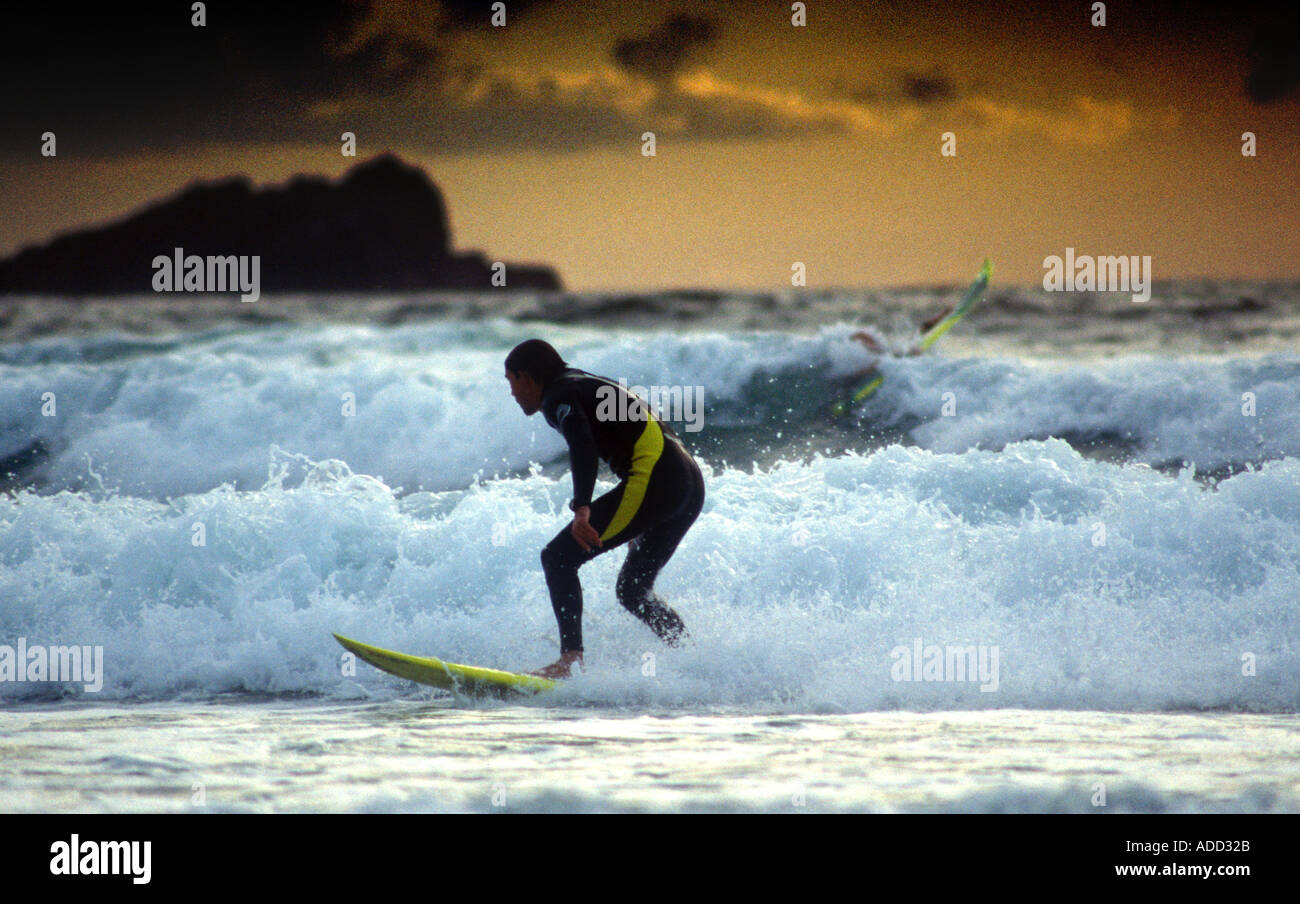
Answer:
2, 285, 1298, 812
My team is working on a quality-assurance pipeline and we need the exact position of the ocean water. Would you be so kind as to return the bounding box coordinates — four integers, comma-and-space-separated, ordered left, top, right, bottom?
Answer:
1, 283, 1298, 813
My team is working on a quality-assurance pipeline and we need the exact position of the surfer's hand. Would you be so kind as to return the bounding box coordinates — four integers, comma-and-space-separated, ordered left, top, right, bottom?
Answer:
571, 506, 601, 551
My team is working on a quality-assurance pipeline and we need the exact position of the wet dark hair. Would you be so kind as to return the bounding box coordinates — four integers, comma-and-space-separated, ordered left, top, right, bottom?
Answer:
505, 339, 568, 386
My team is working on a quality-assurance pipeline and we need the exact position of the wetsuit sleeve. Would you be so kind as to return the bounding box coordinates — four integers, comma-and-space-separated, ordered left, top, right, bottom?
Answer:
556, 396, 599, 509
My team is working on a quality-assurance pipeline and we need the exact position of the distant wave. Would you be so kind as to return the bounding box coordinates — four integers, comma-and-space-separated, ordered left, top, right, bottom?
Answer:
1, 321, 1297, 498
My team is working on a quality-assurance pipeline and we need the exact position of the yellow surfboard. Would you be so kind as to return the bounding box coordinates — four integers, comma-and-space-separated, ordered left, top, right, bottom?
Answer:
333, 633, 557, 697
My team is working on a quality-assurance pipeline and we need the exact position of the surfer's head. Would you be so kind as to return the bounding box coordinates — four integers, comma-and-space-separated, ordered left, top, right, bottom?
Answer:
505, 339, 567, 415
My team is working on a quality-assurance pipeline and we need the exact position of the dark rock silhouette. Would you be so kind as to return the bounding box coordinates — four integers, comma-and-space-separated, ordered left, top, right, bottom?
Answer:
0, 155, 562, 294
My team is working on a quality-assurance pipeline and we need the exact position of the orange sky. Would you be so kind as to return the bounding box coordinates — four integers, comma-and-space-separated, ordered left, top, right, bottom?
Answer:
3, 0, 1297, 290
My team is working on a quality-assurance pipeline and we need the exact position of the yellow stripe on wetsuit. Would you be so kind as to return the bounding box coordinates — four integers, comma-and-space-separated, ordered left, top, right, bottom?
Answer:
600, 416, 665, 541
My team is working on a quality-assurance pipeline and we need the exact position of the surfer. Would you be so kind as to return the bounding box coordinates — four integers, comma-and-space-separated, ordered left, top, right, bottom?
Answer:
845, 305, 953, 388
505, 339, 705, 679
834, 261, 990, 417
850, 306, 952, 356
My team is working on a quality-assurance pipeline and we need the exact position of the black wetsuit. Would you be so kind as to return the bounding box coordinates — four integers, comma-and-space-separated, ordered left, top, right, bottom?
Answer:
539, 368, 705, 653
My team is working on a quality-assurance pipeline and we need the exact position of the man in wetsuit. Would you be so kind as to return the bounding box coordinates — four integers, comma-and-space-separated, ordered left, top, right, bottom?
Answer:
504, 339, 705, 679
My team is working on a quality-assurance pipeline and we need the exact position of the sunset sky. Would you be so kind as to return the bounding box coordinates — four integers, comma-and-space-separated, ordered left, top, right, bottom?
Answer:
3, 0, 1298, 290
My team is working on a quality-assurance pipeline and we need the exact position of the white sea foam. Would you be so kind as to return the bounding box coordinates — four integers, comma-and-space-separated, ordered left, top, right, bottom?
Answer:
1, 440, 1296, 710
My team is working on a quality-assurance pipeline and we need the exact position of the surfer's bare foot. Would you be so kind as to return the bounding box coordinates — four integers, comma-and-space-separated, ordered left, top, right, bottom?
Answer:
532, 651, 583, 679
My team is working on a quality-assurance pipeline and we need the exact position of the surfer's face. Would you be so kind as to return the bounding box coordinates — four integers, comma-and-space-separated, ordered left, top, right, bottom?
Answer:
506, 369, 543, 415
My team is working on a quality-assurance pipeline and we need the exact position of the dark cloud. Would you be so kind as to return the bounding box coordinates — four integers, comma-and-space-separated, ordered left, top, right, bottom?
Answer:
2, 0, 1293, 161
0, 1, 446, 155
612, 14, 720, 81
899, 71, 958, 105
845, 69, 959, 106
1246, 3, 1300, 103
